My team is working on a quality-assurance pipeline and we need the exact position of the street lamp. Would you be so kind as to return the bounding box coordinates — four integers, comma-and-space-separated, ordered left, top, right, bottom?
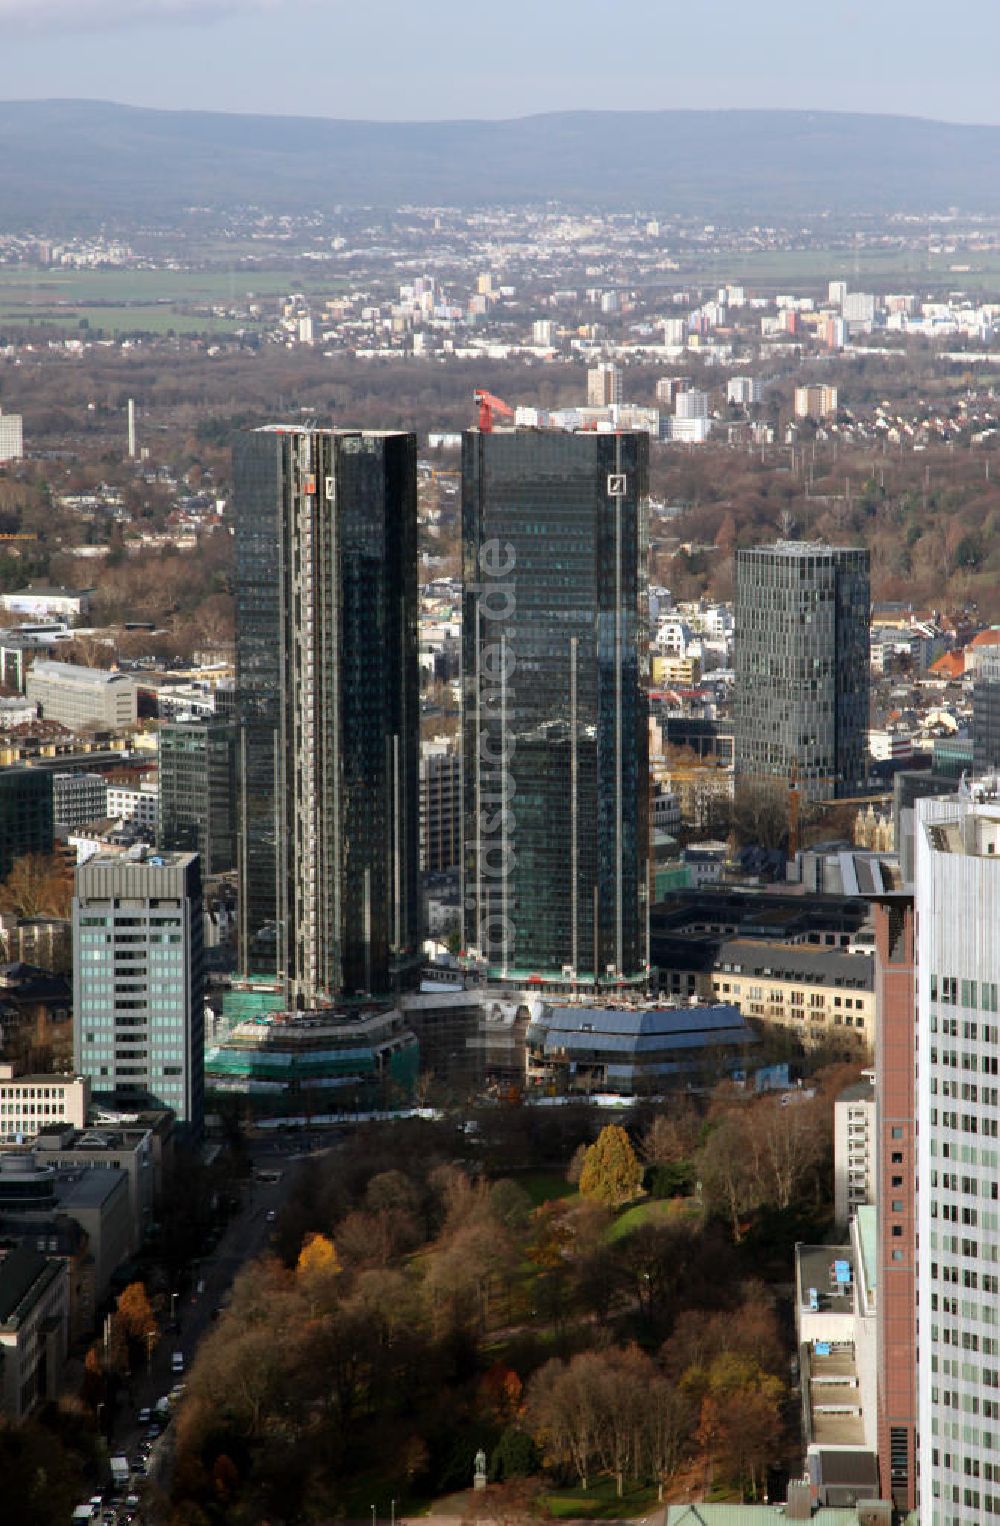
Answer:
371, 1506, 376, 1526
391, 1500, 396, 1526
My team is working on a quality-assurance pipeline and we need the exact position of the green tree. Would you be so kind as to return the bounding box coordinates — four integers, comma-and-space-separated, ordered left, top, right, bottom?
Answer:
578, 1124, 642, 1208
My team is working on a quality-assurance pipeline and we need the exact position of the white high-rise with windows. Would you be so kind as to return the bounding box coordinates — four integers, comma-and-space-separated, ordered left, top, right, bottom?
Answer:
915, 788, 1000, 1525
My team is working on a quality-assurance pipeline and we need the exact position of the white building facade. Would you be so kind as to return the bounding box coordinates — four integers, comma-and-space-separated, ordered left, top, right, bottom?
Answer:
915, 789, 1000, 1524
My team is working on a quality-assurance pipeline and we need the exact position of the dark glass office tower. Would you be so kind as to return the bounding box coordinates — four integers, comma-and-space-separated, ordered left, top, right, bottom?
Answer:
734, 542, 870, 803
158, 720, 238, 874
461, 428, 649, 984
233, 427, 419, 1003
973, 656, 1000, 775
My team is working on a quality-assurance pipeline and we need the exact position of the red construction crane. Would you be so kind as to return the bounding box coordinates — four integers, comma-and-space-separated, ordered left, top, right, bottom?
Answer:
474, 389, 514, 432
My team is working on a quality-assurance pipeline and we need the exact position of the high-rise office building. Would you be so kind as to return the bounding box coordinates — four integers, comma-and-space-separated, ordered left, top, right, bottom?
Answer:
914, 787, 1000, 1525
734, 542, 870, 803
461, 427, 649, 984
73, 850, 204, 1135
158, 720, 238, 875
973, 655, 1000, 776
233, 426, 419, 1004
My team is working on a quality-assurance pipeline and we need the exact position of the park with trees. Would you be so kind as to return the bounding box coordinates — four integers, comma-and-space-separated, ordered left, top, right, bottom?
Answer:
153, 1068, 851, 1524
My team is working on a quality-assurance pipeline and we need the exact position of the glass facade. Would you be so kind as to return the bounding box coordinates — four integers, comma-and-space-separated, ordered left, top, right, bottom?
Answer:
734, 542, 870, 802
233, 428, 419, 1002
461, 428, 649, 981
0, 768, 53, 878
973, 659, 1000, 776
158, 720, 238, 874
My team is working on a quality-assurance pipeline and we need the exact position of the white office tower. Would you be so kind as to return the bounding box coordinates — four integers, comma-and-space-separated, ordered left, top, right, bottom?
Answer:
675, 388, 709, 420
0, 409, 23, 463
915, 786, 1000, 1525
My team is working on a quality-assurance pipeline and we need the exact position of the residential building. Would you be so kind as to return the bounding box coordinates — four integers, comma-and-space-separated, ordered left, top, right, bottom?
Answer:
0, 1063, 90, 1139
420, 736, 460, 874
586, 362, 622, 407
914, 788, 1000, 1525
675, 388, 709, 419
0, 767, 53, 876
834, 1073, 876, 1227
158, 720, 238, 875
461, 427, 649, 985
525, 1001, 755, 1095
26, 660, 137, 731
52, 771, 107, 833
727, 375, 763, 406
0, 409, 23, 464
1, 584, 90, 620
734, 542, 870, 802
233, 427, 419, 1002
73, 850, 205, 1135
794, 385, 839, 419
710, 938, 875, 1056
0, 1246, 68, 1418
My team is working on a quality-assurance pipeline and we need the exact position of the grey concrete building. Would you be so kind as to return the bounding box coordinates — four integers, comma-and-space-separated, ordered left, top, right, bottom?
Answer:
52, 771, 107, 833
734, 542, 870, 803
26, 660, 137, 732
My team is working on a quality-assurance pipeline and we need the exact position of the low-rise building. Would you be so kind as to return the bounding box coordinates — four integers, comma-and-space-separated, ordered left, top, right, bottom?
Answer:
0, 1063, 90, 1139
0, 1245, 68, 1417
525, 1001, 756, 1095
205, 1005, 419, 1112
1, 584, 91, 621
26, 660, 137, 732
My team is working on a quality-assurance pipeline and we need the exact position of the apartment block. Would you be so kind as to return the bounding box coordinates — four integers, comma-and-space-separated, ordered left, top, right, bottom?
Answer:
26, 660, 137, 731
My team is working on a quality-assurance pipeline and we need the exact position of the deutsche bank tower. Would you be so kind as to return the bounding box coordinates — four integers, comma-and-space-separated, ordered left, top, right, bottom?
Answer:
461, 428, 649, 990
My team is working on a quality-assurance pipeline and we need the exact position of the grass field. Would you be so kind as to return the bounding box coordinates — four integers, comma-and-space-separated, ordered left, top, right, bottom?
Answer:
661, 245, 1000, 292
540, 1479, 661, 1518
0, 265, 347, 335
515, 1171, 578, 1208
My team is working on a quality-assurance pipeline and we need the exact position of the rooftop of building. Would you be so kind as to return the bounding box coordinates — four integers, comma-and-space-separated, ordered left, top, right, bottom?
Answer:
736, 539, 865, 560
797, 1243, 856, 1318
836, 1078, 875, 1105
716, 938, 874, 989
0, 1244, 58, 1325
529, 1002, 755, 1054
4, 583, 93, 600
665, 1508, 880, 1525
28, 659, 132, 687
80, 846, 197, 872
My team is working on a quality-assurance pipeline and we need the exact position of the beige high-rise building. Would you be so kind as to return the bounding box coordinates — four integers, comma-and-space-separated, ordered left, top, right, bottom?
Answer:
587, 362, 622, 407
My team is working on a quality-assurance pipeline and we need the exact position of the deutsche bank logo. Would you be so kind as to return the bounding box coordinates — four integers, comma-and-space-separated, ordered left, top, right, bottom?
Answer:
607, 473, 627, 497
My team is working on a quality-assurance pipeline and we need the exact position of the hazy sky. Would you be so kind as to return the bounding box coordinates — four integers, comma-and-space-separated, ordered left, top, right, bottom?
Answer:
1, 0, 997, 124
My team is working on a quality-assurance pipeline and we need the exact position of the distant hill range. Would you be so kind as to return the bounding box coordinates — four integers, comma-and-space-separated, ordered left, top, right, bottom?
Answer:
1, 100, 999, 224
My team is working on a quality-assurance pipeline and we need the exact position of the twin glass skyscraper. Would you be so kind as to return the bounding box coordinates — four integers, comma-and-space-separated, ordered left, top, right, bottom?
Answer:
234, 427, 419, 1004
461, 428, 649, 984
